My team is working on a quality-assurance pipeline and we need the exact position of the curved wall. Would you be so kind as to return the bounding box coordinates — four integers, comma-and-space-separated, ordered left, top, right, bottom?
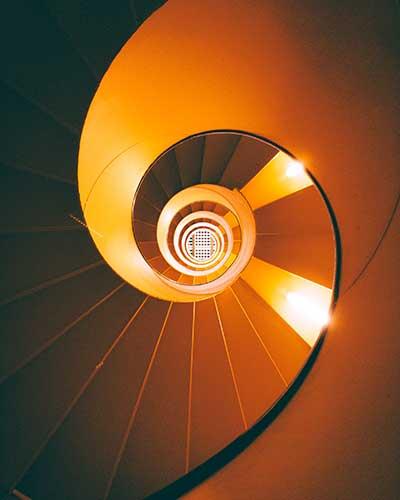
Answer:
163, 1, 398, 498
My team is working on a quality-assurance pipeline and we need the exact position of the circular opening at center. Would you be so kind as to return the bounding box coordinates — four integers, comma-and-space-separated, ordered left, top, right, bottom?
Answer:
185, 227, 218, 263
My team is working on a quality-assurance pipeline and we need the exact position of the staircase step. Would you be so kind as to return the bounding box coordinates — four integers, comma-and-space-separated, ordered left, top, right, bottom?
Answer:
220, 136, 276, 189
1, 284, 146, 493
175, 136, 205, 188
232, 279, 310, 382
0, 83, 78, 183
201, 133, 240, 184
0, 1, 96, 131
15, 296, 168, 500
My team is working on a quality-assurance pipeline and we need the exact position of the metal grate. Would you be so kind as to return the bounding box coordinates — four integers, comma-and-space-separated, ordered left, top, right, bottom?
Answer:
186, 229, 217, 262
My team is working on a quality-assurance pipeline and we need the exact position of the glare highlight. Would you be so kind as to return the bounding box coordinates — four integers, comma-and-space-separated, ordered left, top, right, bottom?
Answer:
241, 257, 332, 346
286, 291, 330, 327
285, 160, 304, 178
240, 152, 313, 211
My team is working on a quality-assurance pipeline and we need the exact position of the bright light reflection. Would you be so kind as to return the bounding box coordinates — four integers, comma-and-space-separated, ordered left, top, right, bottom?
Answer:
286, 160, 304, 178
286, 291, 330, 327
241, 257, 332, 347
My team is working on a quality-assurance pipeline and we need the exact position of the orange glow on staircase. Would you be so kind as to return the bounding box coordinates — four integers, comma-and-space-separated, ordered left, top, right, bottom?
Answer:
240, 152, 313, 211
241, 257, 332, 346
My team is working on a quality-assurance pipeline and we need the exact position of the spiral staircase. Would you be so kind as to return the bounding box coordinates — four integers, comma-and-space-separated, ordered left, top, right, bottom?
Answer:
1, 1, 399, 500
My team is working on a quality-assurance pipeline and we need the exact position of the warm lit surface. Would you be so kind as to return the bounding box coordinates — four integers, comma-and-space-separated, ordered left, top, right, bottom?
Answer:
82, 150, 199, 302
241, 257, 332, 346
240, 152, 312, 211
